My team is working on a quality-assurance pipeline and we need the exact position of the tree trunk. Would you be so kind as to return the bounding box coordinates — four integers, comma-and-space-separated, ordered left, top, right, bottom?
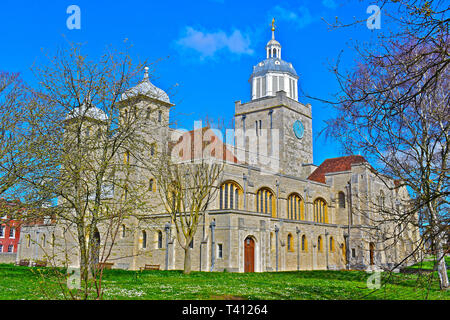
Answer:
183, 247, 191, 274
436, 236, 449, 290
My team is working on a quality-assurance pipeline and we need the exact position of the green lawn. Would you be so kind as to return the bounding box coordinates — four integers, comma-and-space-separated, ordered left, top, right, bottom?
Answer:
0, 263, 448, 300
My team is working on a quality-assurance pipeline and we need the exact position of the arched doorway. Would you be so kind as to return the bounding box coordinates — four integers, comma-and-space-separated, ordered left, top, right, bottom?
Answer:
244, 237, 255, 272
369, 242, 375, 265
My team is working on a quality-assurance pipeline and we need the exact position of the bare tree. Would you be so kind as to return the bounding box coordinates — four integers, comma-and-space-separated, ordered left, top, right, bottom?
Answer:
149, 127, 224, 274
322, 1, 449, 289
19, 42, 164, 299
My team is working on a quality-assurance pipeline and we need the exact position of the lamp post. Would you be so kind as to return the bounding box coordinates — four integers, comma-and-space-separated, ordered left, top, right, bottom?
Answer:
274, 225, 279, 271
296, 227, 301, 271
164, 223, 170, 270
325, 230, 329, 270
210, 220, 216, 272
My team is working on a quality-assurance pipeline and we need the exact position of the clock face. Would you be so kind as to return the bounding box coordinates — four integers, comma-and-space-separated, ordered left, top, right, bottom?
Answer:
293, 120, 304, 139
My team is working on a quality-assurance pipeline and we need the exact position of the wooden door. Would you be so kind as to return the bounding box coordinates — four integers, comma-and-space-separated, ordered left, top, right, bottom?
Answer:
369, 243, 375, 265
244, 237, 255, 272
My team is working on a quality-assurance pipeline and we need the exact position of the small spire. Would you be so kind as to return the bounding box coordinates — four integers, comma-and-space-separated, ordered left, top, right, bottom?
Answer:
143, 66, 149, 80
271, 18, 276, 40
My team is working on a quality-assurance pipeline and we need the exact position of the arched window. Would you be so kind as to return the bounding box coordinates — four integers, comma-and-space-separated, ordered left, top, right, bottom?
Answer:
41, 234, 46, 247
149, 179, 155, 192
141, 231, 147, 249
219, 181, 242, 210
338, 192, 346, 208
157, 231, 163, 249
329, 236, 334, 252
313, 198, 328, 223
318, 236, 323, 252
158, 111, 162, 123
26, 235, 31, 248
256, 188, 276, 217
287, 193, 304, 220
146, 107, 151, 119
124, 150, 130, 165
287, 234, 294, 252
302, 235, 308, 252
273, 48, 276, 57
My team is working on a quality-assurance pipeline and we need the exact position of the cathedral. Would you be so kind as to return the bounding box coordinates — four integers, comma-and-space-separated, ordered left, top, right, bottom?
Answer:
17, 24, 419, 273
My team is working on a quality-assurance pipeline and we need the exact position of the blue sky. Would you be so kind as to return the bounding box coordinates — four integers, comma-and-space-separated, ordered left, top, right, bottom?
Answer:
0, 0, 381, 166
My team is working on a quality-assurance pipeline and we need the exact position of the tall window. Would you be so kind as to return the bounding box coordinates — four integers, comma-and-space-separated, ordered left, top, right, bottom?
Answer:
141, 231, 147, 249
287, 234, 294, 252
219, 181, 242, 210
124, 150, 130, 165
9, 227, 15, 238
313, 198, 328, 223
149, 179, 155, 192
256, 188, 276, 217
287, 193, 304, 220
26, 235, 31, 248
41, 234, 46, 247
318, 236, 323, 252
0, 245, 2, 252
7, 245, 13, 253
0, 225, 4, 238
301, 235, 308, 252
329, 236, 334, 252
121, 225, 126, 238
158, 111, 162, 123
157, 231, 163, 249
338, 192, 346, 208
217, 244, 223, 259
146, 107, 151, 119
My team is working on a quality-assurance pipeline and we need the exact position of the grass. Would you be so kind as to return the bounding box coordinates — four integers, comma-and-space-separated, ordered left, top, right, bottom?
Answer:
0, 262, 448, 300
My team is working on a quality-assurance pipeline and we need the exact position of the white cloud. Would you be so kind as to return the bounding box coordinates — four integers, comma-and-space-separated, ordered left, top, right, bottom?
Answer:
322, 0, 337, 9
272, 5, 316, 29
176, 27, 254, 59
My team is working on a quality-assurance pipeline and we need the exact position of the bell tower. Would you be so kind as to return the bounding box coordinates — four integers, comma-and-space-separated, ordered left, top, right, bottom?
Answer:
234, 20, 313, 178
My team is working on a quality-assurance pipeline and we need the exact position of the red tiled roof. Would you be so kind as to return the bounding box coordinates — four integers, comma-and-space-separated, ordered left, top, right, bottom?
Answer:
307, 155, 367, 184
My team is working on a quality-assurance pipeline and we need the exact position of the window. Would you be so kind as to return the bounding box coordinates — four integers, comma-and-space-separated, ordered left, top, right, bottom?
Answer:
329, 236, 334, 252
9, 227, 15, 239
313, 198, 328, 223
150, 144, 156, 156
318, 236, 323, 252
149, 179, 155, 192
26, 235, 31, 248
124, 150, 130, 165
0, 245, 2, 252
270, 232, 274, 251
287, 234, 294, 252
301, 235, 308, 252
146, 107, 151, 119
287, 194, 304, 220
41, 234, 46, 247
352, 248, 356, 258
219, 181, 242, 210
51, 233, 55, 247
158, 111, 162, 123
256, 188, 276, 217
217, 243, 223, 259
0, 225, 4, 238
141, 231, 147, 249
255, 121, 258, 135
121, 225, 126, 238
268, 110, 273, 129
189, 239, 194, 249
157, 231, 163, 249
338, 192, 346, 208
8, 245, 13, 253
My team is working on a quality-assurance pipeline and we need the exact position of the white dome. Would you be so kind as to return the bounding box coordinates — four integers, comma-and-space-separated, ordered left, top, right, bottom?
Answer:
120, 67, 170, 104
65, 101, 108, 122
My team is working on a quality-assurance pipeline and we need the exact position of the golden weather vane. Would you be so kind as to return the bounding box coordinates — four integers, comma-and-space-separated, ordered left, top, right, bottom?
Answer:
271, 18, 276, 31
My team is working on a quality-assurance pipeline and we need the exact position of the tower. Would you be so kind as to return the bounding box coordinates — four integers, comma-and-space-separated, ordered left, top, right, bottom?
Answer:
234, 20, 313, 178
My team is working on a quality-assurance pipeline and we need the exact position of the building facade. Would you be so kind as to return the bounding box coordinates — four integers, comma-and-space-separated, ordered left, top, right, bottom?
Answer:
17, 25, 420, 272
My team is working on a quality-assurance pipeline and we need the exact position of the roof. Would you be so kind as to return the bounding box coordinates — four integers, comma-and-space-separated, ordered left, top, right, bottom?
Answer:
170, 127, 239, 163
120, 67, 170, 104
307, 155, 367, 184
250, 57, 298, 79
65, 103, 108, 122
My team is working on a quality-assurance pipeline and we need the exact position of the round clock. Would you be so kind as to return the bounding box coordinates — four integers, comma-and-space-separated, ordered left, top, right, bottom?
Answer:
293, 120, 304, 139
